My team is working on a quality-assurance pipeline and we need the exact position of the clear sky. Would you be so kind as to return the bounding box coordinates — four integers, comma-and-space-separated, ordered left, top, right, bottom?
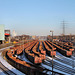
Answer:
0, 0, 75, 36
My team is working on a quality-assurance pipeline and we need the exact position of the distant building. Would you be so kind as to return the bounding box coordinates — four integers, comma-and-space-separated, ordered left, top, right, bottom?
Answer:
0, 24, 11, 44
47, 34, 75, 42
0, 25, 5, 44
32, 36, 36, 39
12, 30, 17, 37
5, 30, 11, 42
11, 34, 31, 42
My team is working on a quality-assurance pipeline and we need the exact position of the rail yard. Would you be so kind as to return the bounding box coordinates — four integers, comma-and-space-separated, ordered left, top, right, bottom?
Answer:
0, 0, 75, 75
0, 40, 75, 75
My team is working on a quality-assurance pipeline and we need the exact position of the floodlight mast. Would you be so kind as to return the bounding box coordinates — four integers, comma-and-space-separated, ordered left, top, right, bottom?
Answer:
50, 30, 54, 75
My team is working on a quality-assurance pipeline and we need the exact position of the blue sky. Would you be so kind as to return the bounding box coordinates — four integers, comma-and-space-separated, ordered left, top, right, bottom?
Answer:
0, 0, 75, 36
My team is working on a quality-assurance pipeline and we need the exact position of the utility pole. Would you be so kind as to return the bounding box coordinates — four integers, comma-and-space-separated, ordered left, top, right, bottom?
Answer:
61, 20, 66, 48
62, 20, 66, 42
62, 20, 65, 36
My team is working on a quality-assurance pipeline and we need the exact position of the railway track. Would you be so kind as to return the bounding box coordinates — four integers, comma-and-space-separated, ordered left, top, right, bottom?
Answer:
0, 46, 16, 75
0, 67, 9, 75
18, 53, 64, 75
0, 62, 17, 75
54, 55, 75, 66
56, 51, 75, 67
0, 46, 13, 53
43, 57, 75, 75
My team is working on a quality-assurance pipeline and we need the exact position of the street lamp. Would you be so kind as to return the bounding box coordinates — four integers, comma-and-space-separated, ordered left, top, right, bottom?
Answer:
50, 30, 54, 75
